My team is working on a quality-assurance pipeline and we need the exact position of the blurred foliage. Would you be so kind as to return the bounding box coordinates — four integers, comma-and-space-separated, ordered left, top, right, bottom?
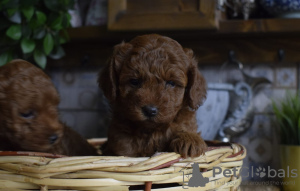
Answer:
273, 92, 300, 145
0, 0, 74, 69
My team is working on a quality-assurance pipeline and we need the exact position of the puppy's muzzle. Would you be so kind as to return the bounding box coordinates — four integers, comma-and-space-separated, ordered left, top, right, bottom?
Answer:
142, 106, 158, 118
49, 134, 59, 144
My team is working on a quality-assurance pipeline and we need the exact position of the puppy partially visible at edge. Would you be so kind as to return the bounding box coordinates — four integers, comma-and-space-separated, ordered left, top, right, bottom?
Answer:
0, 59, 98, 156
99, 34, 207, 158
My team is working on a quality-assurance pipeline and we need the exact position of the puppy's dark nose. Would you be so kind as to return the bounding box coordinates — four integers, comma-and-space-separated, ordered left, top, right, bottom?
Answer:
142, 106, 158, 117
49, 134, 58, 144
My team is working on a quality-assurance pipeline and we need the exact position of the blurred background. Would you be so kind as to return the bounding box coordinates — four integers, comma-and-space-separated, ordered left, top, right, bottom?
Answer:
1, 0, 300, 189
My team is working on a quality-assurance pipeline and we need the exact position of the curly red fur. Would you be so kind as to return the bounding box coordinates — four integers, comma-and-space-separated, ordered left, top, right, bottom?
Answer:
0, 59, 98, 156
99, 34, 207, 158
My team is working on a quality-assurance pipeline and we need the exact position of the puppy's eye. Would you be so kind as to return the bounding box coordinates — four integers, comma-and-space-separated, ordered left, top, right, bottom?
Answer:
129, 79, 141, 87
166, 81, 176, 87
20, 111, 34, 119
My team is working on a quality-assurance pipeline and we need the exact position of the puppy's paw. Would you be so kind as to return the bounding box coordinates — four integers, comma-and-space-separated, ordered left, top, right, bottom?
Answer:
169, 132, 207, 158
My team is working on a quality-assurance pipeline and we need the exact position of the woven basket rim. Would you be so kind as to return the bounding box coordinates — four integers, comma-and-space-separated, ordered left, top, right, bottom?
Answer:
0, 140, 246, 191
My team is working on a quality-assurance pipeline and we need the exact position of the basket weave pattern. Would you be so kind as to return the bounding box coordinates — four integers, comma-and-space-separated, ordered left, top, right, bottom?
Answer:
0, 141, 246, 191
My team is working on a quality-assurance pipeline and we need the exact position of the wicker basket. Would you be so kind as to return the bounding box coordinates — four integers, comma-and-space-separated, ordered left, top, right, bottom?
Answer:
0, 139, 246, 191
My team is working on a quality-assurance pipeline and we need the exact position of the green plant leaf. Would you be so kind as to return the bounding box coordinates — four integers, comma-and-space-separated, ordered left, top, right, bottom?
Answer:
36, 11, 46, 26
0, 0, 10, 7
50, 14, 63, 30
6, 24, 21, 40
7, 8, 17, 17
1, 0, 72, 69
272, 92, 300, 145
22, 6, 34, 21
21, 38, 35, 54
43, 0, 60, 11
33, 50, 46, 69
298, 117, 300, 145
43, 33, 54, 55
22, 25, 32, 38
281, 112, 297, 142
33, 27, 46, 39
62, 12, 71, 28
0, 51, 13, 66
0, 0, 18, 10
0, 52, 9, 66
66, 12, 71, 21
273, 101, 290, 144
60, 29, 70, 42
28, 17, 38, 29
7, 10, 21, 24
59, 36, 67, 44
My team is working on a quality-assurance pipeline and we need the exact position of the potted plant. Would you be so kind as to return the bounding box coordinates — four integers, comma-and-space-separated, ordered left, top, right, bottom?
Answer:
0, 0, 74, 68
272, 92, 300, 191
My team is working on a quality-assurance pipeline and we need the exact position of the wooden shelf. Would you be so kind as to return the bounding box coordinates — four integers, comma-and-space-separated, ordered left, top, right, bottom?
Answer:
48, 18, 300, 68
67, 19, 300, 41
67, 26, 109, 41
218, 18, 300, 34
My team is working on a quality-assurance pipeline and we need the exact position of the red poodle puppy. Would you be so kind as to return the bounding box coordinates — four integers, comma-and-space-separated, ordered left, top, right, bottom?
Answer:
99, 34, 207, 158
0, 59, 98, 156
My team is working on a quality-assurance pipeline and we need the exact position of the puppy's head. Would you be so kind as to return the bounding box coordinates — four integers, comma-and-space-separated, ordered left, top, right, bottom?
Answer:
0, 59, 63, 152
99, 34, 206, 124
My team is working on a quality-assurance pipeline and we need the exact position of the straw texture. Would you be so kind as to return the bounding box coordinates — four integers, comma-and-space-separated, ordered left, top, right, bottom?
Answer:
0, 140, 246, 191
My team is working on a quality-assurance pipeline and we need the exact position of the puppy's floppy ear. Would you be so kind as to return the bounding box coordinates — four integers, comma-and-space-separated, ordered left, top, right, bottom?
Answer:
184, 48, 207, 111
98, 42, 133, 102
